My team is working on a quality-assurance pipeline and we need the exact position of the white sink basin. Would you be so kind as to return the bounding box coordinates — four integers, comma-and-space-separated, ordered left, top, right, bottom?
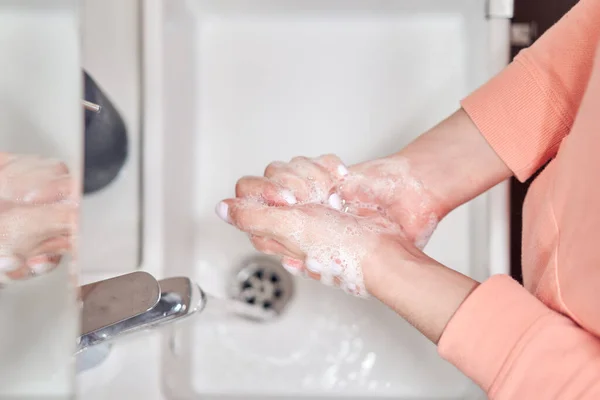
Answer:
140, 0, 510, 398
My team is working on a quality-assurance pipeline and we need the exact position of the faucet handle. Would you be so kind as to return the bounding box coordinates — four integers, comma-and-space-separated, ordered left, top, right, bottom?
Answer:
80, 271, 161, 337
77, 272, 206, 355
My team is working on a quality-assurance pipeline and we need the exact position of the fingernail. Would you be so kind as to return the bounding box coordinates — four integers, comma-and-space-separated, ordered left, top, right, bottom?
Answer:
282, 261, 302, 276
0, 257, 19, 273
337, 164, 349, 177
280, 190, 297, 205
328, 193, 342, 210
305, 258, 323, 273
215, 201, 230, 223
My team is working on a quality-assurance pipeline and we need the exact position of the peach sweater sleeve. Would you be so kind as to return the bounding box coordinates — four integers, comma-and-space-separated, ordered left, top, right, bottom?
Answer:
461, 0, 600, 181
438, 275, 600, 399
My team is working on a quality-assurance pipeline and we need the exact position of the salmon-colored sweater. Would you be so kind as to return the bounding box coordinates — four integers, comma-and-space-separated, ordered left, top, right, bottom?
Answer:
437, 1, 600, 398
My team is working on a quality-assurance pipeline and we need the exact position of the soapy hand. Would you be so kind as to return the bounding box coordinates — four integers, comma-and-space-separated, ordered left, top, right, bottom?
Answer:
232, 154, 349, 207
229, 154, 441, 248
0, 154, 77, 282
339, 158, 440, 249
217, 154, 442, 296
219, 197, 415, 297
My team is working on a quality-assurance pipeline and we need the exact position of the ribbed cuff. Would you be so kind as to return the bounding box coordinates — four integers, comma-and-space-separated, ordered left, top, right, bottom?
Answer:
461, 57, 570, 182
438, 275, 551, 392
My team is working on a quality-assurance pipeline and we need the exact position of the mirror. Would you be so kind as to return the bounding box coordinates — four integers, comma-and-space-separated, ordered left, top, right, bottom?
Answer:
0, 0, 81, 397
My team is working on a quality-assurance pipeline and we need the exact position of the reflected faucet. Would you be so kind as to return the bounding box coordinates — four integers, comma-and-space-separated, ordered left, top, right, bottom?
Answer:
76, 272, 206, 372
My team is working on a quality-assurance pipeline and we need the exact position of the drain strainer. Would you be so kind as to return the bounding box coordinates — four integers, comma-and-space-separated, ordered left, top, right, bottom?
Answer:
229, 255, 294, 317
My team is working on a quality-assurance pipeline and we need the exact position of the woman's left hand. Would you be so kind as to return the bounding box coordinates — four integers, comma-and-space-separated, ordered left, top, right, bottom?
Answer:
217, 196, 423, 297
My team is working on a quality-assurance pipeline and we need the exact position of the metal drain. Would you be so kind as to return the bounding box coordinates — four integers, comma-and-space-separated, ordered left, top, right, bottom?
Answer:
229, 255, 294, 319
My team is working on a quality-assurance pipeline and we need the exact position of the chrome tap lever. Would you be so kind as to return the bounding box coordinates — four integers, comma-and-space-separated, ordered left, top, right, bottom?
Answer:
77, 273, 206, 354
80, 271, 161, 338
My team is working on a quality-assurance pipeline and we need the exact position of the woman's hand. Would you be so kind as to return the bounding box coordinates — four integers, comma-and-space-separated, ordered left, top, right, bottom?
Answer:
218, 152, 440, 296
0, 154, 77, 282
218, 191, 479, 342
216, 109, 509, 340
339, 158, 441, 248
219, 197, 423, 297
226, 153, 443, 254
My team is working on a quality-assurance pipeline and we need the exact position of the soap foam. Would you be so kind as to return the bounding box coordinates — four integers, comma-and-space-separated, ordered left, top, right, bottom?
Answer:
336, 157, 439, 248
288, 205, 404, 298
237, 157, 439, 298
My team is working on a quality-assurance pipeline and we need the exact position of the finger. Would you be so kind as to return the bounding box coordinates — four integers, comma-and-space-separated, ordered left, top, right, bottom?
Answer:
265, 160, 322, 203
313, 154, 349, 179
20, 176, 75, 205
222, 199, 291, 236
0, 155, 69, 176
266, 171, 316, 203
287, 156, 328, 179
25, 253, 62, 277
4, 258, 61, 281
305, 257, 351, 287
0, 203, 76, 257
313, 155, 348, 210
281, 256, 306, 276
0, 256, 24, 280
249, 235, 298, 258
263, 161, 288, 179
0, 160, 72, 204
278, 157, 334, 203
29, 236, 72, 257
5, 264, 31, 281
1, 239, 69, 282
305, 269, 322, 281
337, 175, 380, 206
235, 176, 297, 206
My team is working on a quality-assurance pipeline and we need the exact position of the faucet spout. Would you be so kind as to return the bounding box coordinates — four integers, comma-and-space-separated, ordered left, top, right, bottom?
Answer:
77, 273, 206, 354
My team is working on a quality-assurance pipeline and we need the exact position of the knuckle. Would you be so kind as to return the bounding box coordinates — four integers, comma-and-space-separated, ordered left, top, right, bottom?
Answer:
230, 206, 254, 232
227, 204, 241, 224
322, 153, 342, 165
235, 176, 264, 196
235, 177, 251, 196
290, 156, 310, 165
264, 161, 286, 177
251, 237, 271, 253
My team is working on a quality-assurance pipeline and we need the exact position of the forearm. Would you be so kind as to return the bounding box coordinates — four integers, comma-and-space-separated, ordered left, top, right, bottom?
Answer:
355, 108, 511, 216
366, 235, 479, 344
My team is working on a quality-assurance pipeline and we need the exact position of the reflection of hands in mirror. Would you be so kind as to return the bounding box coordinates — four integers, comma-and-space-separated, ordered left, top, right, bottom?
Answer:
0, 154, 77, 282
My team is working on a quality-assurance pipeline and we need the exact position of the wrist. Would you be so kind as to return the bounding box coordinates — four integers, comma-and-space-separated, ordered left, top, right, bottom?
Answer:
395, 108, 511, 214
364, 235, 480, 343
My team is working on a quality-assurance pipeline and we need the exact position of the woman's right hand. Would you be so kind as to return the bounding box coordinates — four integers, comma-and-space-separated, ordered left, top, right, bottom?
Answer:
0, 154, 77, 282
228, 153, 443, 258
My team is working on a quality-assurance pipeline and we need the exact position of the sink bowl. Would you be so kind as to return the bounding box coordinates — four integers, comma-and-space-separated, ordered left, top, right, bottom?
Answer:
142, 0, 510, 398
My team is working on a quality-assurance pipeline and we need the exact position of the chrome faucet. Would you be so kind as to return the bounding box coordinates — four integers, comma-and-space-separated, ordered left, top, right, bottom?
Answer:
76, 272, 206, 372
